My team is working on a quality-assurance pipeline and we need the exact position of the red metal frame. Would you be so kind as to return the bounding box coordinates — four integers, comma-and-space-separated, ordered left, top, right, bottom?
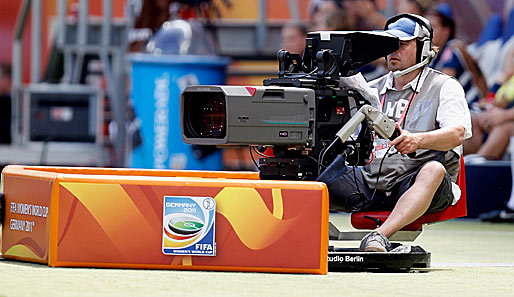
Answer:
351, 157, 467, 231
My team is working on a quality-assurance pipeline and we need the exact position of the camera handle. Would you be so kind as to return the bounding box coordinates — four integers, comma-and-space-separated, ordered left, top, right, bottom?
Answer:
334, 105, 416, 158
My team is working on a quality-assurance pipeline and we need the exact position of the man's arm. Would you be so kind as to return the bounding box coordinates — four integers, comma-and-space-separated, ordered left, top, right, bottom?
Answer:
391, 124, 465, 154
391, 77, 470, 155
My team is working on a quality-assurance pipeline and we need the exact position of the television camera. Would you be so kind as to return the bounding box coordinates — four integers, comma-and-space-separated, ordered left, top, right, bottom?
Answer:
181, 31, 400, 180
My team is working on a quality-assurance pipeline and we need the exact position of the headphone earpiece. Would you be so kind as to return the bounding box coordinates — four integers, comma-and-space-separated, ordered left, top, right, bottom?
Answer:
421, 38, 432, 60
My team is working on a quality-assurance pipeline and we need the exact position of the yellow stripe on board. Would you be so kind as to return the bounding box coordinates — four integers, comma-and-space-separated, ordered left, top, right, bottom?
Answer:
272, 188, 284, 219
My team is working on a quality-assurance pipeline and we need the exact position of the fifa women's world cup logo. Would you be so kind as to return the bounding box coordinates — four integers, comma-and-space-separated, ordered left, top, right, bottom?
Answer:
162, 196, 216, 256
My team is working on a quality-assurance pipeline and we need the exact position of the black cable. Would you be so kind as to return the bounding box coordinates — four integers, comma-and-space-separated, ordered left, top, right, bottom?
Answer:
308, 155, 325, 169
283, 67, 319, 79
350, 135, 363, 196
318, 138, 339, 176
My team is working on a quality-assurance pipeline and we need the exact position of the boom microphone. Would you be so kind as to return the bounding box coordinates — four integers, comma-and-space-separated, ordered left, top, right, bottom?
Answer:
392, 52, 434, 78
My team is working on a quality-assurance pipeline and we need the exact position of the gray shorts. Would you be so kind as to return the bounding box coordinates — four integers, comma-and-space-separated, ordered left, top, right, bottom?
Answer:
317, 155, 454, 213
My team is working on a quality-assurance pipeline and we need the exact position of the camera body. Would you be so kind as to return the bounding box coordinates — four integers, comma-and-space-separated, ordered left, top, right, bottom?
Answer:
181, 85, 316, 147
181, 31, 400, 180
181, 84, 367, 180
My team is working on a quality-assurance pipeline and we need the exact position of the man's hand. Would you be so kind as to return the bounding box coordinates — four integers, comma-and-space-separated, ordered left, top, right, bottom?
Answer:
390, 123, 421, 155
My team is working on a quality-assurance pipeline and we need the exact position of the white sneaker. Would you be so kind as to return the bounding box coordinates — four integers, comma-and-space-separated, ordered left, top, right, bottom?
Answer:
359, 231, 391, 252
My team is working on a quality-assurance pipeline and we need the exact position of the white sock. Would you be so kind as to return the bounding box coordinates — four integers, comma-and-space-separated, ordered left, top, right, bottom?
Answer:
508, 136, 514, 210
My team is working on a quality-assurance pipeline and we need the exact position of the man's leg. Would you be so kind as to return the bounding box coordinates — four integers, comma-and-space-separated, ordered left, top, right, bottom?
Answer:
375, 161, 446, 238
317, 155, 375, 213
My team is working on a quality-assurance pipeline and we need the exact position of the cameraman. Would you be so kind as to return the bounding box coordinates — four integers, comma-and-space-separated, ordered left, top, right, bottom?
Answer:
318, 14, 471, 252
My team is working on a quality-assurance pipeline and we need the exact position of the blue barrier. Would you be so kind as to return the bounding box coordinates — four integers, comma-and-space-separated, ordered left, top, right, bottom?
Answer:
465, 161, 512, 218
129, 54, 230, 170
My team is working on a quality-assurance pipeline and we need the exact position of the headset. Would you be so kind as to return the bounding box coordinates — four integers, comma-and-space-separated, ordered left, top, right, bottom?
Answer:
385, 13, 436, 77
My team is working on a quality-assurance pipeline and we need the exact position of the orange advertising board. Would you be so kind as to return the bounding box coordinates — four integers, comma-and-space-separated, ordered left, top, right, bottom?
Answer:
1, 165, 329, 274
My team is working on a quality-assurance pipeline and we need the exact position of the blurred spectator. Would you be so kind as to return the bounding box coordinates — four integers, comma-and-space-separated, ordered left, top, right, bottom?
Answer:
309, 0, 344, 28
426, 4, 454, 68
281, 23, 308, 55
0, 63, 12, 144
342, 0, 436, 30
129, 0, 174, 52
396, 0, 435, 15
311, 8, 355, 31
421, 4, 511, 161
460, 14, 514, 160
309, 0, 342, 17
463, 93, 514, 161
343, 0, 386, 30
427, 3, 488, 108
491, 47, 514, 103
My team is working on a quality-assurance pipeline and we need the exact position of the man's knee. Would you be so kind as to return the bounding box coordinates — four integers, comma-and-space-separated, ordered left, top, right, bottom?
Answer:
416, 161, 446, 186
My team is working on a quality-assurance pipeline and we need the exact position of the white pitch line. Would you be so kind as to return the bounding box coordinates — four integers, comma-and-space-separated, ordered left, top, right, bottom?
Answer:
432, 262, 514, 267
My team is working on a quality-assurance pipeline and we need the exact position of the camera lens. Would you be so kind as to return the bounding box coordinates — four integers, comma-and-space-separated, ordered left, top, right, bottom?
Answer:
184, 92, 226, 139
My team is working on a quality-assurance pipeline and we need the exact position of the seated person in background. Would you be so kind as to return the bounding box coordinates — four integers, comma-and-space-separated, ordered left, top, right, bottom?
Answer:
395, 0, 435, 15
281, 23, 308, 55
491, 47, 514, 99
423, 4, 508, 161
463, 43, 514, 161
343, 0, 435, 30
310, 8, 355, 31
342, 0, 386, 30
463, 105, 514, 161
426, 3, 488, 108
318, 14, 471, 252
309, 0, 343, 25
129, 0, 174, 52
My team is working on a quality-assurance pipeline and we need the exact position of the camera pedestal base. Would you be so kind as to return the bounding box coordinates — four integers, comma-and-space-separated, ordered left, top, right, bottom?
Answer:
328, 247, 431, 272
328, 222, 431, 271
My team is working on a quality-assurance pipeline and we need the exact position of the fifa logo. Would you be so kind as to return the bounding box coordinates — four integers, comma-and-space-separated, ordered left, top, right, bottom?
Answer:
162, 196, 216, 256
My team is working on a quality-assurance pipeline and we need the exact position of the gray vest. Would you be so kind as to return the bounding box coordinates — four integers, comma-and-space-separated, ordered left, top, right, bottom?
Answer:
362, 68, 460, 192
